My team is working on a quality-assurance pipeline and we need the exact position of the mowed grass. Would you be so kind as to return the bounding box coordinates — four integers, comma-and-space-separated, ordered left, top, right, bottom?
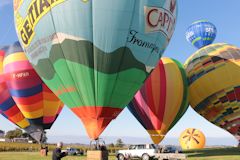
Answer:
0, 147, 239, 160
185, 147, 240, 160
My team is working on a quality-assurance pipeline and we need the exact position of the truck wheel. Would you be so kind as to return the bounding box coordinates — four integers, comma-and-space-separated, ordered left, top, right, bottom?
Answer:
142, 154, 150, 160
118, 154, 125, 160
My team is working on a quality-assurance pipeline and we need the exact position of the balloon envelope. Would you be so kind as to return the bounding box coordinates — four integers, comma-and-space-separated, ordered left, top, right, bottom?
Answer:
128, 58, 189, 144
186, 20, 217, 49
0, 42, 63, 142
179, 128, 206, 150
0, 48, 30, 129
14, 0, 178, 139
185, 43, 240, 143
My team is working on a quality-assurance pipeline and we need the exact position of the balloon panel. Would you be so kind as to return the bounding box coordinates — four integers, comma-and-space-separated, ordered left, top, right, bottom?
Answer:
14, 0, 178, 139
186, 20, 217, 49
185, 43, 240, 141
128, 58, 188, 144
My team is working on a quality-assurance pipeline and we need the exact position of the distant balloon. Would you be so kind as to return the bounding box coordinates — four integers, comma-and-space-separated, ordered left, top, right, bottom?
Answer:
186, 20, 217, 49
185, 43, 240, 145
128, 58, 189, 144
0, 42, 63, 142
179, 128, 206, 150
14, 0, 178, 139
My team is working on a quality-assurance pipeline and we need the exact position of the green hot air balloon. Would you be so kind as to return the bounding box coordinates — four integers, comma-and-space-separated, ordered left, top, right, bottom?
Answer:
14, 0, 178, 139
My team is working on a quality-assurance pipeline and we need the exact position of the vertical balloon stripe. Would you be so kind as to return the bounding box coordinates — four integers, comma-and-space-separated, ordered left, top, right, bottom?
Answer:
162, 59, 182, 131
0, 50, 4, 73
147, 63, 161, 115
169, 59, 189, 129
157, 59, 167, 126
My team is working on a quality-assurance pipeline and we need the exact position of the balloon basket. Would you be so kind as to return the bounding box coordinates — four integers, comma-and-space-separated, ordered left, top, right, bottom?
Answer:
87, 150, 108, 160
87, 138, 108, 160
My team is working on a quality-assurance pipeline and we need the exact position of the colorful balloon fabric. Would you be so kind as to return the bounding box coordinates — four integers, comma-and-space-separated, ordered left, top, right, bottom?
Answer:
0, 42, 63, 142
0, 48, 30, 129
185, 43, 240, 144
14, 0, 178, 139
186, 20, 217, 49
179, 128, 206, 149
128, 58, 189, 144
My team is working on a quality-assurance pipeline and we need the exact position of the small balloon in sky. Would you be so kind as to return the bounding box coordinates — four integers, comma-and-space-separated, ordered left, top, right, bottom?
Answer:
179, 128, 206, 150
186, 20, 217, 49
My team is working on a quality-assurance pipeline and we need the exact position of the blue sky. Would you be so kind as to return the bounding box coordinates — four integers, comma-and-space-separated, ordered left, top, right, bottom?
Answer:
0, 1, 239, 145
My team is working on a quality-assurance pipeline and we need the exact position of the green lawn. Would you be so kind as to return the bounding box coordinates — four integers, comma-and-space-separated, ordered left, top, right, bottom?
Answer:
185, 147, 240, 160
0, 147, 239, 160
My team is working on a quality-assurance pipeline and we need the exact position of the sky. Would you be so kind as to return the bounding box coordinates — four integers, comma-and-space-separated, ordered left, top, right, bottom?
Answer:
0, 0, 239, 145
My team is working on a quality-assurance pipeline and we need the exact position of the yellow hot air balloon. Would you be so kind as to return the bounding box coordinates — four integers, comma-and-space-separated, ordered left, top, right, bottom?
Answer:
185, 43, 240, 145
179, 128, 206, 150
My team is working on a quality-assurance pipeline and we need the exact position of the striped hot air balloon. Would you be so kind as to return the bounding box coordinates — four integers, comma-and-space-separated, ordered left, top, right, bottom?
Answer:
185, 43, 240, 146
0, 48, 30, 129
0, 42, 63, 142
128, 58, 189, 144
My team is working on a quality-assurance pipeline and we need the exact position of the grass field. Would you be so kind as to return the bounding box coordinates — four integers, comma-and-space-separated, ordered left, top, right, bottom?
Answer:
185, 147, 240, 160
0, 147, 239, 160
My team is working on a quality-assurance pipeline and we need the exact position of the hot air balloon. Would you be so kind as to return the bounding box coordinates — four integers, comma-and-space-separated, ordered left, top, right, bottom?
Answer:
14, 0, 178, 139
184, 43, 240, 146
179, 128, 206, 150
186, 20, 217, 49
128, 58, 189, 144
0, 42, 63, 143
0, 47, 31, 132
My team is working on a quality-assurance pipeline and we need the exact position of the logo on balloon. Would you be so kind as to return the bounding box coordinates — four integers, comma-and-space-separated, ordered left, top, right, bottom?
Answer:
15, 0, 65, 47
145, 6, 176, 40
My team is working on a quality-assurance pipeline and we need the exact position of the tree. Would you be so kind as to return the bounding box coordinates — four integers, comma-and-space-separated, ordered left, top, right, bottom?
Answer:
5, 128, 23, 139
108, 143, 115, 148
115, 138, 124, 147
0, 130, 5, 137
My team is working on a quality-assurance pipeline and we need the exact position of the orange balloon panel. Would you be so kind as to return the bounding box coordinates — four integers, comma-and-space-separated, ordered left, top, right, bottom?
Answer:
179, 128, 206, 150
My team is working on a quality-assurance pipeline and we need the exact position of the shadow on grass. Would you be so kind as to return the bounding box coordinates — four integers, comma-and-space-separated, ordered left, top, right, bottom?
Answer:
184, 147, 240, 158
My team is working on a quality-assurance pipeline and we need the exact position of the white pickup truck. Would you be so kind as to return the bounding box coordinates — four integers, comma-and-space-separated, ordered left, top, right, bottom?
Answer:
116, 144, 158, 160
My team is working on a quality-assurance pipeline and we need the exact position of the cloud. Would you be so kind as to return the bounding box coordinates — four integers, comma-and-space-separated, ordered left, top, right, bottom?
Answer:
0, 0, 12, 8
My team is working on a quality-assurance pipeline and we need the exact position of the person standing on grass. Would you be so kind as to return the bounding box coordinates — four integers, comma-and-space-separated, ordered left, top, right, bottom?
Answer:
45, 144, 49, 156
52, 142, 68, 160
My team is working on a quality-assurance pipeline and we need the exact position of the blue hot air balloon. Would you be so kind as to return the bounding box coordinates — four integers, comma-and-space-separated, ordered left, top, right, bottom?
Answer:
186, 20, 217, 49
